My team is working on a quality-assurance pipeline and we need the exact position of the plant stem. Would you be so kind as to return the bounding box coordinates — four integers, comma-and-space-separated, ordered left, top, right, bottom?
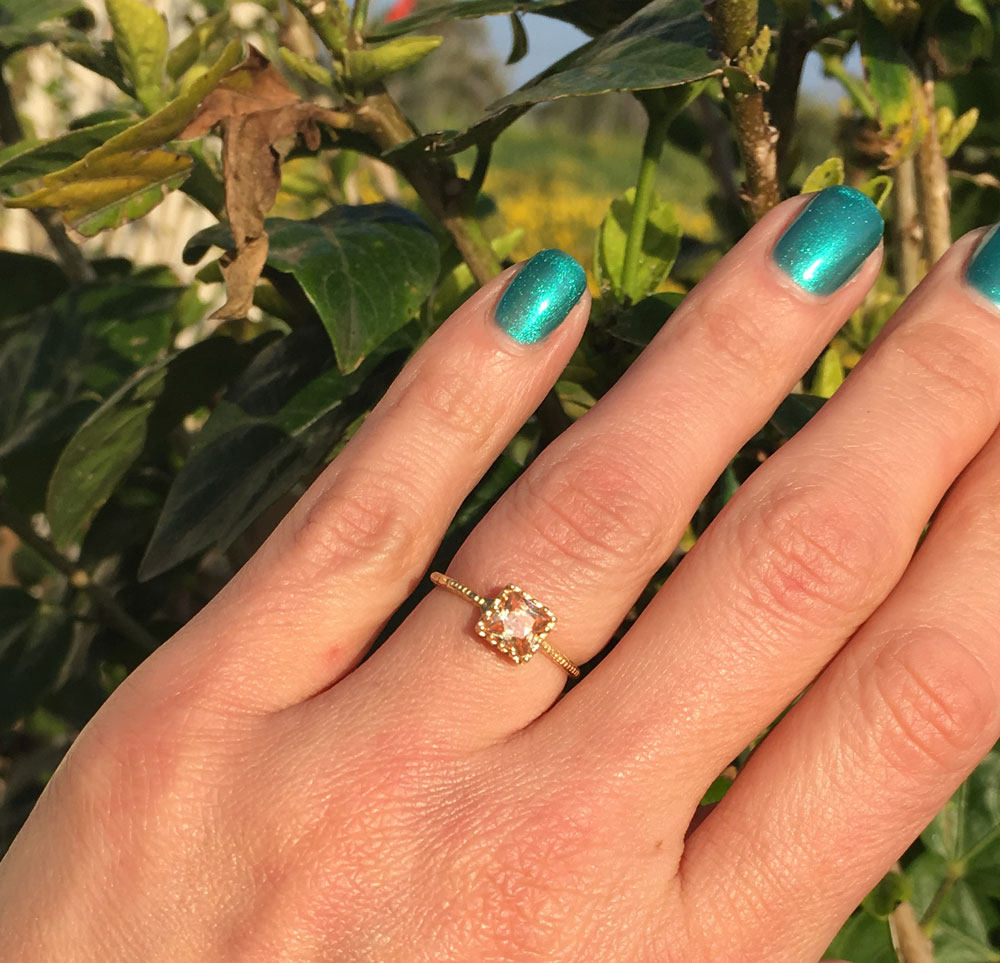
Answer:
915, 70, 951, 265
349, 0, 369, 38
894, 154, 922, 293
712, 0, 781, 222
920, 867, 960, 932
0, 59, 94, 283
621, 104, 668, 301
0, 496, 159, 654
771, 21, 809, 179
890, 898, 936, 963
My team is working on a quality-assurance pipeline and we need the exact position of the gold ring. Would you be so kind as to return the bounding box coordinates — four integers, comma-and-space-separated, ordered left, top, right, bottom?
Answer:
430, 572, 580, 678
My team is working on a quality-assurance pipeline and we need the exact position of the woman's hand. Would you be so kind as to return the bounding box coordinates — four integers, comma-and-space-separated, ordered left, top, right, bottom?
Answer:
3, 186, 999, 962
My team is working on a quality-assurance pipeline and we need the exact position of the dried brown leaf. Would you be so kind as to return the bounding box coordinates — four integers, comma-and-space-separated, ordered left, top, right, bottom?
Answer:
183, 46, 349, 319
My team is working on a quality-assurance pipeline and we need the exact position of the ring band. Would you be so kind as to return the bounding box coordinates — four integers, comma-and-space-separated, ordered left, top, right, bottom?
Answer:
430, 572, 581, 678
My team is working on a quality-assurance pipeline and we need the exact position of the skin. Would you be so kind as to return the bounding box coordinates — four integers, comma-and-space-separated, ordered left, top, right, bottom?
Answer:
2, 193, 1000, 961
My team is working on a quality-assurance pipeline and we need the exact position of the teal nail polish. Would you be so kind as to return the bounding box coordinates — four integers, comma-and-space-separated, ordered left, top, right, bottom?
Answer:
967, 225, 1000, 306
495, 249, 587, 344
773, 185, 884, 296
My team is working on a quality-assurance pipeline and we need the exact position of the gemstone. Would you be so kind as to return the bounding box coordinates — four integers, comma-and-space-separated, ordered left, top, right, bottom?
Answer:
477, 587, 554, 662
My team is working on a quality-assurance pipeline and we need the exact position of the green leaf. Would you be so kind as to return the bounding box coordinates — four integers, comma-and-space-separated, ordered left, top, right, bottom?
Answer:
597, 187, 682, 303
347, 36, 443, 87
0, 119, 133, 193
769, 393, 825, 438
859, 4, 924, 164
605, 292, 683, 347
106, 0, 168, 112
825, 908, 896, 962
0, 594, 73, 729
3, 40, 241, 232
800, 156, 844, 194
862, 869, 913, 918
47, 380, 156, 547
938, 106, 979, 159
0, 0, 84, 50
810, 346, 844, 398
923, 748, 1000, 894
506, 11, 528, 64
0, 252, 69, 319
138, 329, 406, 580
859, 173, 893, 210
370, 0, 572, 39
165, 11, 228, 80
185, 204, 440, 373
8, 149, 193, 235
46, 337, 250, 547
489, 0, 720, 110
279, 46, 334, 86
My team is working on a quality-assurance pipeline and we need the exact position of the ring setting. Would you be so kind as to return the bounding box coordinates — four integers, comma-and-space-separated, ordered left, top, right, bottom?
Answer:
430, 572, 581, 678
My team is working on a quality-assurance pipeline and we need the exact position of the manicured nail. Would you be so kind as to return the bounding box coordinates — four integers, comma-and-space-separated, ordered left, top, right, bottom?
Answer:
495, 249, 587, 344
966, 225, 1000, 306
773, 185, 884, 296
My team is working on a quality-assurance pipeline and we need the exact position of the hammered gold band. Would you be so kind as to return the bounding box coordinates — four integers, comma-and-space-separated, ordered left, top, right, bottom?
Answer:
430, 572, 580, 678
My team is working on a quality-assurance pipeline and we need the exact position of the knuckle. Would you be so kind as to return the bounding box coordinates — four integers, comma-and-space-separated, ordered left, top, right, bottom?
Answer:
696, 287, 790, 384
864, 630, 997, 780
396, 350, 506, 460
730, 482, 882, 629
891, 322, 1000, 422
290, 469, 425, 576
509, 446, 669, 576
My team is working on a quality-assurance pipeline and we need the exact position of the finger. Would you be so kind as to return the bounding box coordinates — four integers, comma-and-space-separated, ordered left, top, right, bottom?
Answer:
323, 187, 884, 750
542, 225, 1000, 813
146, 251, 590, 711
677, 422, 1000, 962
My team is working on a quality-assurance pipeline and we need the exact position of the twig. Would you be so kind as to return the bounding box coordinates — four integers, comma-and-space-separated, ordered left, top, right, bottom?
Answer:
712, 0, 781, 222
890, 899, 936, 963
894, 155, 922, 293
0, 60, 94, 283
621, 102, 668, 301
0, 496, 159, 654
915, 69, 950, 265
771, 21, 810, 179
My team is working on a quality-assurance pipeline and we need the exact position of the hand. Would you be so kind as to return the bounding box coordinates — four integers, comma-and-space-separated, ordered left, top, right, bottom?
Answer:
2, 186, 999, 962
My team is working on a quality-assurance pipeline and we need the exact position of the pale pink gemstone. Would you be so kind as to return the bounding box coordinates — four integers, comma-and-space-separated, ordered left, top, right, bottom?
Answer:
480, 591, 550, 657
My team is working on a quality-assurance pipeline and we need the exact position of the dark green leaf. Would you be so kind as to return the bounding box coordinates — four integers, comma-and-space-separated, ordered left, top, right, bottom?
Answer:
506, 12, 528, 64
489, 0, 721, 110
0, 600, 73, 729
825, 908, 896, 962
0, 119, 133, 194
769, 393, 825, 438
0, 0, 84, 49
186, 204, 439, 372
46, 336, 251, 547
0, 252, 68, 319
138, 329, 407, 580
370, 0, 572, 39
605, 292, 682, 347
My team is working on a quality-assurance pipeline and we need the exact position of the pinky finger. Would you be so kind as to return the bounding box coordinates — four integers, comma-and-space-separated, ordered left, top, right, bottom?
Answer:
677, 429, 1000, 962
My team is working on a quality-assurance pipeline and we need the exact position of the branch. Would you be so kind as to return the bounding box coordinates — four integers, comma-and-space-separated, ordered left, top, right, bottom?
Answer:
0, 60, 95, 283
915, 70, 950, 265
0, 496, 159, 654
711, 0, 781, 222
894, 155, 922, 293
890, 899, 936, 963
771, 22, 810, 178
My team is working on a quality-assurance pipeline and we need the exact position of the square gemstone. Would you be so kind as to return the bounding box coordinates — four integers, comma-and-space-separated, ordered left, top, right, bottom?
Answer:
477, 586, 555, 662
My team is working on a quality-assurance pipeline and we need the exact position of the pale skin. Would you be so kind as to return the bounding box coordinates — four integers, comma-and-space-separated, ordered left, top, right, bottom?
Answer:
3, 193, 1000, 961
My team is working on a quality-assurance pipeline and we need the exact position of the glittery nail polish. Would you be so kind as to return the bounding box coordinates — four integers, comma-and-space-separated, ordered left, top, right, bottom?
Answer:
773, 185, 884, 296
495, 249, 587, 344
966, 225, 1000, 306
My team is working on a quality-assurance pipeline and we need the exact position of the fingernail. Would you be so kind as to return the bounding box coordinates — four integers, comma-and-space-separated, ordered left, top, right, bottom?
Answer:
966, 225, 1000, 306
495, 249, 587, 344
773, 185, 884, 296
